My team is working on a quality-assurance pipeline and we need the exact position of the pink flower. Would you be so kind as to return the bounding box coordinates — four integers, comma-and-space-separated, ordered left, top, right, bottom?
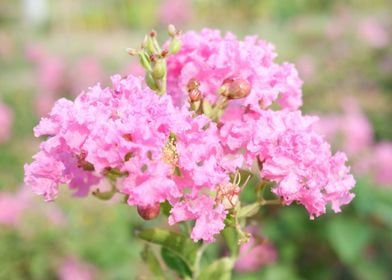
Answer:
25, 74, 232, 242
70, 57, 104, 97
26, 45, 66, 116
315, 97, 373, 157
225, 109, 356, 218
158, 0, 192, 26
372, 142, 392, 186
166, 29, 303, 110
0, 187, 32, 226
235, 227, 277, 273
168, 195, 227, 242
358, 18, 389, 49
57, 257, 97, 280
0, 101, 12, 143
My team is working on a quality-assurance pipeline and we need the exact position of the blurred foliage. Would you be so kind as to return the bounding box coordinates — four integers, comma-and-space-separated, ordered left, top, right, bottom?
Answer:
0, 0, 391, 279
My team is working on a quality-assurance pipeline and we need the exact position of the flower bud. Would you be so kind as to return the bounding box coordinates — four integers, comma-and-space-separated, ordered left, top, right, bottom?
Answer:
137, 203, 161, 220
152, 59, 166, 80
145, 72, 158, 91
186, 78, 200, 92
142, 35, 155, 54
188, 88, 202, 102
139, 52, 151, 71
168, 24, 177, 37
220, 78, 251, 99
169, 37, 182, 54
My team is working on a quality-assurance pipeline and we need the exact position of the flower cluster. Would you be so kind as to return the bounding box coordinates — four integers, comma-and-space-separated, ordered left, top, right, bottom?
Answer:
25, 28, 355, 242
25, 74, 237, 242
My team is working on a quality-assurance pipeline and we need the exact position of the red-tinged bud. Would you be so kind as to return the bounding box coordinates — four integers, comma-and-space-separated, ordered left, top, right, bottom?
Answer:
189, 88, 202, 102
122, 133, 133, 141
137, 203, 161, 220
149, 30, 157, 37
186, 78, 200, 92
220, 78, 251, 99
149, 54, 157, 63
161, 49, 169, 58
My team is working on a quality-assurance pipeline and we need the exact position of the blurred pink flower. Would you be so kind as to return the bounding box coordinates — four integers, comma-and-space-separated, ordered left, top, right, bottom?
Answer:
0, 101, 13, 143
58, 257, 98, 280
70, 57, 104, 97
315, 97, 373, 157
158, 0, 192, 26
372, 142, 392, 186
0, 187, 32, 226
26, 44, 66, 116
296, 55, 316, 80
235, 227, 277, 273
340, 98, 373, 156
358, 18, 389, 49
122, 61, 145, 77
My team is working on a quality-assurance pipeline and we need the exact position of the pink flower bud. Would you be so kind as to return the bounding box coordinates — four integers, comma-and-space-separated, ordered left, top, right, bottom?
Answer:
221, 78, 251, 99
137, 203, 161, 220
188, 88, 202, 102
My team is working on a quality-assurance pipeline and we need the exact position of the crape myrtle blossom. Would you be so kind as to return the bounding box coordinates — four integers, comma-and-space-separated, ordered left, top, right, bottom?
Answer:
218, 107, 355, 218
25, 27, 355, 243
25, 74, 237, 242
165, 29, 355, 219
166, 28, 303, 110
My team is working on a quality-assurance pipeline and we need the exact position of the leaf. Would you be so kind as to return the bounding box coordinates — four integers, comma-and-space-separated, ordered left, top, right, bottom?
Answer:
197, 257, 234, 280
222, 227, 238, 256
237, 202, 260, 218
137, 228, 200, 264
140, 244, 166, 280
161, 247, 193, 278
160, 201, 172, 217
326, 217, 372, 264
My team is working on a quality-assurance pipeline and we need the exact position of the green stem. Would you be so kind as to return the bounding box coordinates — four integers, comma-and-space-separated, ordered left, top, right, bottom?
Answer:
259, 198, 282, 206
193, 243, 208, 279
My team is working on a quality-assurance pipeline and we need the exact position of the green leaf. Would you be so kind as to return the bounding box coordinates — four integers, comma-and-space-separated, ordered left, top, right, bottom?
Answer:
326, 217, 372, 264
161, 247, 193, 278
160, 201, 172, 217
140, 244, 166, 280
222, 227, 239, 257
198, 257, 234, 280
137, 228, 200, 264
237, 202, 260, 218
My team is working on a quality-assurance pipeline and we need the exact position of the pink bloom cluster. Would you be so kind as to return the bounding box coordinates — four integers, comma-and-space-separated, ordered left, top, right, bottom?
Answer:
25, 75, 236, 242
167, 29, 355, 219
166, 28, 303, 110
25, 28, 356, 241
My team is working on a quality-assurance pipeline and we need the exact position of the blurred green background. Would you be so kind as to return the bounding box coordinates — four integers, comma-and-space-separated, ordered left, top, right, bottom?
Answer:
0, 0, 391, 279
